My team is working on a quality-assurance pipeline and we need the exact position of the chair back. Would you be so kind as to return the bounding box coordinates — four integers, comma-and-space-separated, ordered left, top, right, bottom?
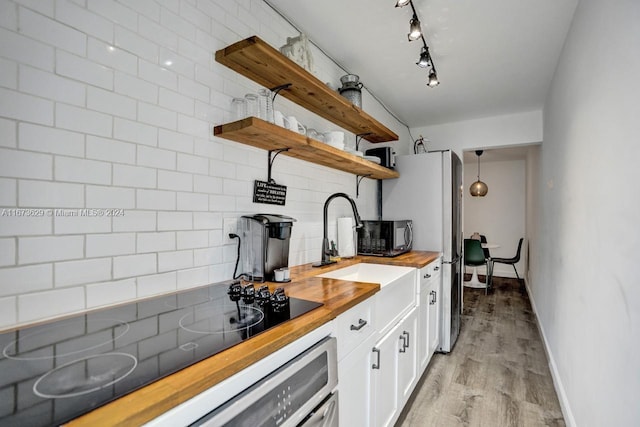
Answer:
513, 238, 524, 261
480, 234, 490, 258
464, 239, 486, 266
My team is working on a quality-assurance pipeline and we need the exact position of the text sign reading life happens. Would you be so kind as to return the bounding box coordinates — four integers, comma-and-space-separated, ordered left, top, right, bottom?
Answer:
253, 180, 287, 205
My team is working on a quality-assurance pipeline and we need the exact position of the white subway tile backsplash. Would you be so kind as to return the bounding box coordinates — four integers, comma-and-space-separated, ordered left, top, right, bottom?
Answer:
55, 156, 111, 185
223, 178, 249, 196
114, 26, 158, 63
19, 123, 85, 157
179, 2, 211, 33
0, 264, 52, 297
18, 180, 84, 209
157, 211, 192, 231
86, 135, 135, 164
193, 212, 222, 230
160, 7, 195, 40
113, 253, 156, 278
159, 48, 195, 79
86, 233, 135, 257
0, 214, 51, 237
137, 271, 177, 298
208, 158, 236, 178
56, 51, 113, 90
177, 266, 209, 289
0, 87, 53, 125
0, 118, 16, 148
159, 88, 194, 115
0, 1, 18, 30
158, 170, 192, 191
139, 15, 178, 52
138, 102, 178, 130
56, 103, 113, 137
113, 164, 157, 189
194, 64, 224, 93
87, 86, 137, 119
114, 72, 158, 104
86, 185, 135, 208
55, 258, 111, 287
112, 210, 156, 232
209, 229, 223, 246
0, 238, 16, 267
56, 0, 114, 44
0, 297, 16, 328
138, 60, 177, 91
19, 65, 85, 106
87, 0, 137, 31
177, 38, 209, 69
19, 235, 84, 264
177, 230, 209, 250
209, 195, 236, 212
137, 232, 175, 253
0, 27, 54, 71
19, 7, 86, 55
178, 154, 208, 175
178, 75, 209, 103
0, 57, 18, 90
0, 178, 16, 205
177, 192, 208, 211
193, 247, 221, 267
114, 118, 158, 146
137, 145, 176, 170
158, 249, 193, 272
177, 114, 209, 138
18, 287, 85, 323
136, 189, 175, 210
158, 129, 194, 154
0, 148, 52, 180
86, 278, 136, 308
54, 214, 111, 235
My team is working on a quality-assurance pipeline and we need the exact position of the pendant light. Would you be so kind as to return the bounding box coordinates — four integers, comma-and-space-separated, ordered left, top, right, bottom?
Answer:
469, 150, 488, 197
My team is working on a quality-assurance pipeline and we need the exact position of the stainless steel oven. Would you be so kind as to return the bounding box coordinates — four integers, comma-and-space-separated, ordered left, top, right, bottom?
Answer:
189, 337, 338, 427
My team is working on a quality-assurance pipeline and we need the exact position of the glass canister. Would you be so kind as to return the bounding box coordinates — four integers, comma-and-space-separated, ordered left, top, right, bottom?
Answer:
338, 74, 363, 108
231, 97, 246, 121
258, 88, 274, 123
244, 93, 259, 118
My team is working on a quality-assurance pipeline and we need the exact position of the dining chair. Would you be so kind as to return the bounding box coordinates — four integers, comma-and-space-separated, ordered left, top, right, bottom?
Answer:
490, 238, 524, 283
464, 239, 492, 294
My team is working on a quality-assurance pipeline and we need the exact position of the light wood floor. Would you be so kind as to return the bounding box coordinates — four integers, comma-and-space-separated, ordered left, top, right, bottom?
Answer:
398, 277, 565, 427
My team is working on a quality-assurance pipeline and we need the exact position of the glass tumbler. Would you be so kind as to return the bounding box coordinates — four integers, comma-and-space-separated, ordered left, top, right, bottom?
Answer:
258, 88, 274, 123
244, 93, 259, 118
231, 98, 246, 121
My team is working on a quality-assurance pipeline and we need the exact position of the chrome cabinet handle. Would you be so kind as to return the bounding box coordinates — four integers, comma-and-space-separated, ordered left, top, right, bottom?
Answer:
372, 347, 381, 369
399, 334, 406, 353
403, 331, 410, 349
434, 266, 440, 271
350, 318, 367, 331
423, 273, 431, 279
430, 290, 437, 304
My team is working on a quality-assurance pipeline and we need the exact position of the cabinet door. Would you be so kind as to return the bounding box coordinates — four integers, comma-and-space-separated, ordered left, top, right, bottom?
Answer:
397, 308, 418, 407
418, 263, 432, 372
370, 324, 400, 427
427, 276, 441, 357
338, 333, 376, 427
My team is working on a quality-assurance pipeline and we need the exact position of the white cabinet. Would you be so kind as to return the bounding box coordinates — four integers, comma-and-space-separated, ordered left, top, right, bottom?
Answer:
418, 258, 442, 372
370, 307, 418, 427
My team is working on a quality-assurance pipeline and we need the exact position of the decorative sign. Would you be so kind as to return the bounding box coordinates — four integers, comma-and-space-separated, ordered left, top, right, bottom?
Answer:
253, 180, 287, 205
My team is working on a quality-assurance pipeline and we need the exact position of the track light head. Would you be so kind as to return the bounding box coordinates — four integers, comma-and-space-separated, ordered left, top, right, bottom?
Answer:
395, 0, 411, 7
407, 17, 422, 41
416, 47, 430, 68
427, 70, 440, 87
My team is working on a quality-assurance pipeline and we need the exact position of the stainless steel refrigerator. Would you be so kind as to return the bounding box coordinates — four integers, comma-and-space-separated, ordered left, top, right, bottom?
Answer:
382, 150, 463, 353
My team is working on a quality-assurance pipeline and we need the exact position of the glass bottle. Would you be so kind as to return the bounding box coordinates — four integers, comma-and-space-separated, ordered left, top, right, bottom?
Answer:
258, 88, 274, 123
231, 98, 246, 121
244, 93, 259, 118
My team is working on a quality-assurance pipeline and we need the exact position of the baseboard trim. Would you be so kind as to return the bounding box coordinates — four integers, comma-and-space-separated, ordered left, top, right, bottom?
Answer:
524, 277, 577, 427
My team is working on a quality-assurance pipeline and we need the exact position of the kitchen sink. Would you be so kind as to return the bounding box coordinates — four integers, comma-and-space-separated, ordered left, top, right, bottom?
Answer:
316, 263, 415, 287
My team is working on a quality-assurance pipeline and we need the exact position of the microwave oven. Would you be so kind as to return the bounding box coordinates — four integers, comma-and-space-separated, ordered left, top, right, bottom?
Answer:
357, 220, 413, 257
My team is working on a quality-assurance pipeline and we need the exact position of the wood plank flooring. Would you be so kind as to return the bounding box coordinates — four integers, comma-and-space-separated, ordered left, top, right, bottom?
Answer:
398, 277, 565, 427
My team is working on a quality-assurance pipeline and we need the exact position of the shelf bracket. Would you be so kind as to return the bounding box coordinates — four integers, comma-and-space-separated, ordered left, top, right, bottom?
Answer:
356, 133, 373, 151
270, 83, 292, 102
268, 148, 289, 183
356, 174, 372, 198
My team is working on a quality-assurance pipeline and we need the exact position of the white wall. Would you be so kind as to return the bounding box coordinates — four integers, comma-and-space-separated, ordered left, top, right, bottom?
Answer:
531, 0, 640, 426
463, 158, 525, 278
0, 0, 411, 328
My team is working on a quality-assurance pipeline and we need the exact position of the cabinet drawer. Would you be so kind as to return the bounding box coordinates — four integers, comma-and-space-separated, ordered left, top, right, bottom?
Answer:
336, 297, 376, 361
419, 259, 441, 292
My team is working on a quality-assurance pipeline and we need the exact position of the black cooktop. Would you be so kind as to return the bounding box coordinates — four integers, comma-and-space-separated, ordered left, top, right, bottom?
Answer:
0, 281, 322, 427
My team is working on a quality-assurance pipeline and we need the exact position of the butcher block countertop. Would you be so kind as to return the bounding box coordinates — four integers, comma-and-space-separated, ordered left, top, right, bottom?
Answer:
66, 251, 439, 426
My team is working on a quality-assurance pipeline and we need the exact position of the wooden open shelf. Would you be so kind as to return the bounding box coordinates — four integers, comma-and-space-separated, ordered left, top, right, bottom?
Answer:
214, 117, 399, 180
215, 36, 398, 144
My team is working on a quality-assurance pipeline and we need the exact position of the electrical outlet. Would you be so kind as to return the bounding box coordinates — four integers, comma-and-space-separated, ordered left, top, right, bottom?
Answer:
223, 218, 238, 244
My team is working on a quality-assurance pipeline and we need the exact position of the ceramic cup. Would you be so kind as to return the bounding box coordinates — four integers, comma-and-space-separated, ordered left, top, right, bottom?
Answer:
324, 131, 344, 144
286, 116, 307, 135
274, 268, 285, 282
274, 110, 286, 127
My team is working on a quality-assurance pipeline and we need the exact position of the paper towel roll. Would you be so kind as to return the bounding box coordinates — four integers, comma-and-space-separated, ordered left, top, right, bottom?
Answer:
337, 217, 355, 258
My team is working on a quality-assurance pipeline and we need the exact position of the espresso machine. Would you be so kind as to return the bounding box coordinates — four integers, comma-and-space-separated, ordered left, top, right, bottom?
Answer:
234, 214, 296, 282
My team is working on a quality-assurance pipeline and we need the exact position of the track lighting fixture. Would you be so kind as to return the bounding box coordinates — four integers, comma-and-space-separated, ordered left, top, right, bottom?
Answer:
407, 16, 422, 41
395, 0, 440, 87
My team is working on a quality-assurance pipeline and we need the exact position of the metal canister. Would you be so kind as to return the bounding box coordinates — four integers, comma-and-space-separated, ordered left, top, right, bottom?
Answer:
338, 74, 363, 108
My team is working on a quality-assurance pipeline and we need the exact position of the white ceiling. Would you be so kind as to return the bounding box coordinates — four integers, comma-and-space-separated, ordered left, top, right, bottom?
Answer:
266, 0, 578, 128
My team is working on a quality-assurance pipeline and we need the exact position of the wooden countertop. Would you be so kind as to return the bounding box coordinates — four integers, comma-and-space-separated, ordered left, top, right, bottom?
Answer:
66, 251, 439, 426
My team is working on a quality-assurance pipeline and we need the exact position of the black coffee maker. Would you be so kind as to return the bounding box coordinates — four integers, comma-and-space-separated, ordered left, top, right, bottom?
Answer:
235, 214, 296, 282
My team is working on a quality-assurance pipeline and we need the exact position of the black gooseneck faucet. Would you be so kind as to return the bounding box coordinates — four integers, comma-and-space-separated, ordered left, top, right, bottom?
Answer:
313, 192, 363, 267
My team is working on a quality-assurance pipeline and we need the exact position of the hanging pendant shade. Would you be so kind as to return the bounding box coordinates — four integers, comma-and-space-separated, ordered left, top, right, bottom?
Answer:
469, 150, 488, 197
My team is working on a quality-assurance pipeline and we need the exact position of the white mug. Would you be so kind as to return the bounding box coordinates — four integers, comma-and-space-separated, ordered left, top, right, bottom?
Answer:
286, 116, 307, 135
274, 110, 285, 127
274, 268, 285, 282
